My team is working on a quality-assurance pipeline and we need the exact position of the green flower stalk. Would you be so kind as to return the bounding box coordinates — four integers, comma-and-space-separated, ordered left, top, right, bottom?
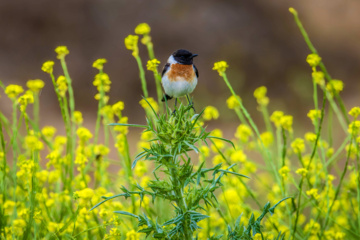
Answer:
56, 46, 77, 185
125, 35, 148, 98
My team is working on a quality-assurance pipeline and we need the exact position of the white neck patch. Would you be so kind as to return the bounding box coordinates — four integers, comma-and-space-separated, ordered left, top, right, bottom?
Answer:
167, 55, 177, 65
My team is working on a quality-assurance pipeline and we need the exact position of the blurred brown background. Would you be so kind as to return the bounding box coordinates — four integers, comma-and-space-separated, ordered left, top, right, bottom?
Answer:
0, 0, 359, 138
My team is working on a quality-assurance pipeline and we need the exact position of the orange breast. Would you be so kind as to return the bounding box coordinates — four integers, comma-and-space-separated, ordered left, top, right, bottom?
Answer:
166, 64, 195, 82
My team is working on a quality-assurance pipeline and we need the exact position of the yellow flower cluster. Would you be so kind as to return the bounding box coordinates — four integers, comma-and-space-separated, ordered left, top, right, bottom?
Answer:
146, 58, 160, 72
348, 121, 360, 136
18, 91, 34, 112
212, 61, 229, 76
291, 138, 305, 154
139, 97, 159, 113
260, 131, 274, 147
93, 73, 111, 93
27, 79, 45, 93
56, 76, 68, 97
306, 188, 320, 200
112, 101, 125, 117
92, 58, 107, 70
306, 53, 322, 67
124, 35, 139, 57
326, 79, 344, 95
203, 106, 219, 121
74, 111, 83, 124
5, 84, 24, 99
235, 124, 252, 142
134, 23, 151, 35
41, 60, 55, 73
226, 95, 241, 109
296, 168, 308, 177
278, 166, 290, 178
307, 109, 321, 124
253, 86, 269, 106
55, 46, 69, 59
349, 107, 360, 118
312, 71, 325, 86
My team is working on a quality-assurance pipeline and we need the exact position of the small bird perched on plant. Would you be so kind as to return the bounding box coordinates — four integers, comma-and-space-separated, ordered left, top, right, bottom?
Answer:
161, 49, 198, 110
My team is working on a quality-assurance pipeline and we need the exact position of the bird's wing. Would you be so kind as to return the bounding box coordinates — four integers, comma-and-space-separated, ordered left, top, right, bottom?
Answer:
161, 63, 170, 77
194, 64, 199, 78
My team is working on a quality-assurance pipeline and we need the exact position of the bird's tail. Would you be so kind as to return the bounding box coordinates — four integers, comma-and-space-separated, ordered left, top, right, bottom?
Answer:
161, 94, 173, 102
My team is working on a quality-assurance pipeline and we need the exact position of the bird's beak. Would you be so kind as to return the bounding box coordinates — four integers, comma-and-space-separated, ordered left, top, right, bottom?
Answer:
191, 54, 198, 59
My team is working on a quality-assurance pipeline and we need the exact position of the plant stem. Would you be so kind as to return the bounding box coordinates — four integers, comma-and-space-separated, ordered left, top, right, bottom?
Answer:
60, 58, 76, 184
135, 55, 148, 98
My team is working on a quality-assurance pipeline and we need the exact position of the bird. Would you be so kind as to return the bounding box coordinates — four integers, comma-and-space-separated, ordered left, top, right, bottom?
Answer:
161, 49, 198, 110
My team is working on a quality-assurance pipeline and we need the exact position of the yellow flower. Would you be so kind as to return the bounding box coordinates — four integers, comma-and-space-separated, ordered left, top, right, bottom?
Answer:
230, 150, 247, 163
25, 135, 44, 151
92, 58, 107, 70
278, 166, 290, 178
74, 188, 94, 200
55, 46, 69, 59
305, 132, 317, 142
280, 115, 293, 132
199, 145, 210, 157
41, 60, 55, 73
139, 97, 159, 113
259, 131, 273, 147
270, 111, 284, 128
18, 91, 34, 111
212, 61, 229, 76
126, 229, 141, 240
112, 101, 125, 116
326, 79, 344, 95
135, 23, 151, 35
56, 76, 68, 97
226, 95, 241, 109
114, 117, 129, 134
124, 35, 139, 56
27, 79, 45, 93
306, 53, 322, 67
296, 168, 308, 177
94, 93, 109, 103
306, 188, 320, 200
348, 121, 360, 136
13, 219, 26, 233
307, 109, 321, 123
349, 107, 360, 119
146, 59, 160, 72
312, 71, 325, 86
291, 138, 305, 154
109, 227, 121, 237
93, 73, 111, 92
235, 124, 252, 142
253, 86, 269, 106
77, 127, 93, 142
5, 84, 24, 99
203, 106, 219, 121
41, 126, 57, 138
74, 111, 83, 124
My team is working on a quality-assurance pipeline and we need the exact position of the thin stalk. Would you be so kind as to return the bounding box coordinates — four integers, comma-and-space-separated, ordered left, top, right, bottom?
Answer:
292, 95, 326, 239
60, 58, 76, 182
221, 73, 281, 185
0, 117, 7, 236
94, 69, 105, 145
145, 40, 155, 60
153, 71, 163, 111
33, 93, 40, 127
134, 55, 148, 98
261, 105, 272, 134
289, 8, 349, 129
320, 137, 353, 237
234, 108, 247, 124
